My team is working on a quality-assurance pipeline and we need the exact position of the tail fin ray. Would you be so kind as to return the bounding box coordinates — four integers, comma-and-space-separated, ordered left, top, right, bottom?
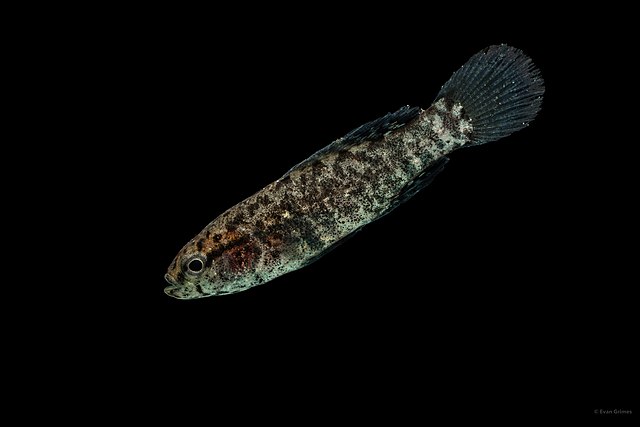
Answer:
436, 45, 544, 145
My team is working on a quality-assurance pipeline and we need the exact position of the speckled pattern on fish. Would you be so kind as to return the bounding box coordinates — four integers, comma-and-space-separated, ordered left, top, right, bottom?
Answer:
165, 45, 544, 299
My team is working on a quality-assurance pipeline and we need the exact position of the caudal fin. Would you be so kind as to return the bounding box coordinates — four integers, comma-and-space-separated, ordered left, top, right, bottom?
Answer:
436, 45, 544, 145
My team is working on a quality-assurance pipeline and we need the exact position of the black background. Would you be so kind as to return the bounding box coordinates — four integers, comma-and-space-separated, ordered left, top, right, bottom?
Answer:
42, 6, 636, 423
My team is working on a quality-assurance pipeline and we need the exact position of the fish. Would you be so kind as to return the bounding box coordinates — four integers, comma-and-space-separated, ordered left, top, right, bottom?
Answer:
164, 44, 544, 299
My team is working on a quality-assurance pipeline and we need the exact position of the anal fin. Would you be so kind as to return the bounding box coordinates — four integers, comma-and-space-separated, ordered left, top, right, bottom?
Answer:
382, 156, 449, 217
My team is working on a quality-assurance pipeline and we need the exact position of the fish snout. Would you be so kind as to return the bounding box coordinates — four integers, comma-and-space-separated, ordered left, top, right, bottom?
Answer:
164, 273, 179, 286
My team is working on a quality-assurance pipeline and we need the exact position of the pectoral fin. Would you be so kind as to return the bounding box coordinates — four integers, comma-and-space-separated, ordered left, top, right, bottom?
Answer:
301, 227, 363, 268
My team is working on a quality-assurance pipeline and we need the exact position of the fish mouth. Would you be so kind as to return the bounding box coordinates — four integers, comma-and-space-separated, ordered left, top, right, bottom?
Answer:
164, 283, 203, 300
164, 274, 184, 299
164, 273, 179, 286
164, 285, 181, 298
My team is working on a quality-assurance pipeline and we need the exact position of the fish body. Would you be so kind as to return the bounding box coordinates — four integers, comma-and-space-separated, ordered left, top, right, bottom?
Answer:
165, 45, 544, 299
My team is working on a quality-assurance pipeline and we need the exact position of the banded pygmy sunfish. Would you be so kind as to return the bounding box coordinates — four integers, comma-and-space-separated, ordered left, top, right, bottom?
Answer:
165, 44, 544, 299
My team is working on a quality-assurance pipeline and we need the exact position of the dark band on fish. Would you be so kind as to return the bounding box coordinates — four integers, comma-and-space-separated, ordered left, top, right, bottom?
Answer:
203, 234, 253, 267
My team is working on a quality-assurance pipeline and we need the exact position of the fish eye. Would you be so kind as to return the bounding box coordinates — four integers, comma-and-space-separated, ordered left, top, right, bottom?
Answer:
188, 259, 203, 272
185, 255, 206, 274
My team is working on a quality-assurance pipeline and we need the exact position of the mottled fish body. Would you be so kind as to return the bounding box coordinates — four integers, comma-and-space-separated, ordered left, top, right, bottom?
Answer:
165, 45, 544, 299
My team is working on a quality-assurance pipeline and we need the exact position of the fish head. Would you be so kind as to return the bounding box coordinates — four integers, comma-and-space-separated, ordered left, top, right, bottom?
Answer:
164, 227, 265, 299
164, 246, 220, 300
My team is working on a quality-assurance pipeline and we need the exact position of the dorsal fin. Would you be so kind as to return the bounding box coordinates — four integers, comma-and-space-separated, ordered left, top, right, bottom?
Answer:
340, 105, 421, 146
284, 105, 421, 175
